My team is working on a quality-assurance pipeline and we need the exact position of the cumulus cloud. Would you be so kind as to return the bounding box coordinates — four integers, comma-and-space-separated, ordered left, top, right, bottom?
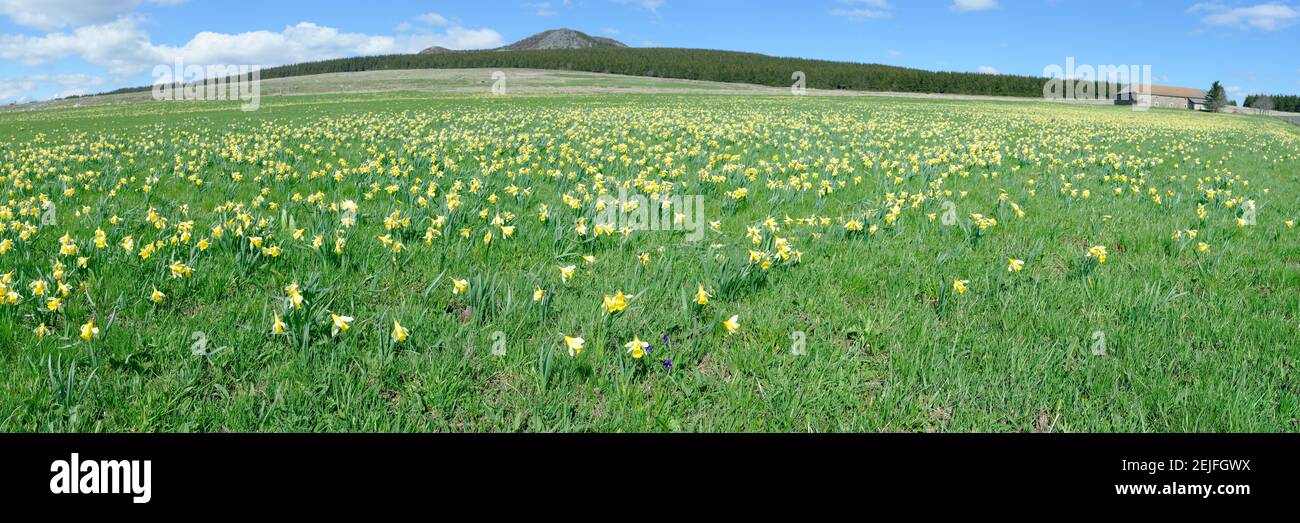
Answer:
0, 17, 161, 75
830, 0, 893, 20
0, 2, 502, 102
1190, 2, 1299, 31
414, 12, 451, 26
952, 0, 999, 12
978, 65, 1000, 74
0, 73, 104, 102
0, 18, 503, 77
0, 77, 33, 101
0, 0, 183, 31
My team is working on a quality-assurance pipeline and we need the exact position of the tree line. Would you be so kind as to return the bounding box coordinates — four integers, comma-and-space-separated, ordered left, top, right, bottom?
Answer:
103, 48, 1074, 98
1243, 94, 1300, 113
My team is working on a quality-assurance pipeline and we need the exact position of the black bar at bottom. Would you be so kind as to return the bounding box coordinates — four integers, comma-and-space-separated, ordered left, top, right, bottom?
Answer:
0, 434, 1291, 511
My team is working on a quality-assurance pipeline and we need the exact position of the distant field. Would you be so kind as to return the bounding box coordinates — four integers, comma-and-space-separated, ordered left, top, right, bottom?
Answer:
2, 69, 774, 113
0, 91, 1297, 432
7, 68, 1107, 115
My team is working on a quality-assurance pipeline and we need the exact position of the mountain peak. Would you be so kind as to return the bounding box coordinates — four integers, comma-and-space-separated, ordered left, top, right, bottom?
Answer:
418, 28, 627, 55
501, 28, 628, 51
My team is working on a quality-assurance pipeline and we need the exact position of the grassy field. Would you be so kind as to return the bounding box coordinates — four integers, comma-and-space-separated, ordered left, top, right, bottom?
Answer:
0, 70, 766, 114
0, 90, 1297, 432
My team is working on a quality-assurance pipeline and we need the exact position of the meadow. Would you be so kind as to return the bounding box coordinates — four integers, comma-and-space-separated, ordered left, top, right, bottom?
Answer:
0, 91, 1297, 432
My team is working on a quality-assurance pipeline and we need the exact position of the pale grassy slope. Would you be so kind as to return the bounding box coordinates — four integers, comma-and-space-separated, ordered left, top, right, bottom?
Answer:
4, 67, 1120, 115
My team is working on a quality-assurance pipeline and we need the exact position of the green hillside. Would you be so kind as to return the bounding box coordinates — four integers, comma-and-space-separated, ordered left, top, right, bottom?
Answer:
103, 47, 1057, 98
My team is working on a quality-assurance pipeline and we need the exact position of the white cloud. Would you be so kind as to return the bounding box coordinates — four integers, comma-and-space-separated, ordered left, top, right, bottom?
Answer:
613, 0, 664, 15
0, 77, 33, 101
414, 12, 450, 26
886, 49, 902, 58
0, 73, 104, 102
952, 0, 999, 12
0, 0, 182, 31
527, 2, 558, 16
0, 17, 162, 75
831, 0, 893, 20
1192, 2, 1298, 31
1226, 85, 1266, 98
978, 65, 1000, 74
0, 18, 503, 76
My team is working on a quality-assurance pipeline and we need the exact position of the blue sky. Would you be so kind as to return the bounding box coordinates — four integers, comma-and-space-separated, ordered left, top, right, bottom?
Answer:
0, 0, 1297, 103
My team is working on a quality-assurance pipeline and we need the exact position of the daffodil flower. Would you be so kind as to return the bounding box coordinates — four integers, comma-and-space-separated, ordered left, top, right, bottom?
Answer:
563, 335, 585, 357
331, 314, 354, 336
80, 320, 99, 341
695, 284, 711, 306
625, 337, 649, 359
722, 315, 740, 336
1087, 245, 1108, 264
391, 320, 409, 343
602, 291, 628, 314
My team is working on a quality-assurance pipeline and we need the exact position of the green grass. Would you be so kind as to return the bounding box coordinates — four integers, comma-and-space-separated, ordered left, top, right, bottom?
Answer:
0, 92, 1297, 432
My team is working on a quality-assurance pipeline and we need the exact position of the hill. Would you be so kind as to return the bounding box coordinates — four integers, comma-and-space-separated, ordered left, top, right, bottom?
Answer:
497, 28, 627, 51
419, 28, 627, 54
208, 47, 1051, 98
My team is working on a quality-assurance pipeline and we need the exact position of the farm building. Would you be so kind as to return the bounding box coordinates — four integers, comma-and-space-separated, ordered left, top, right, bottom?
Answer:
1116, 85, 1208, 110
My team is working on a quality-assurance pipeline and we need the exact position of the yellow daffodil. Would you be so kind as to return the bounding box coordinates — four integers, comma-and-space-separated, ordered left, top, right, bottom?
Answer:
80, 319, 99, 341
722, 315, 740, 335
169, 261, 192, 279
602, 291, 628, 314
285, 282, 305, 310
331, 314, 354, 336
391, 320, 409, 343
625, 337, 649, 359
563, 335, 585, 357
1087, 245, 1108, 264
